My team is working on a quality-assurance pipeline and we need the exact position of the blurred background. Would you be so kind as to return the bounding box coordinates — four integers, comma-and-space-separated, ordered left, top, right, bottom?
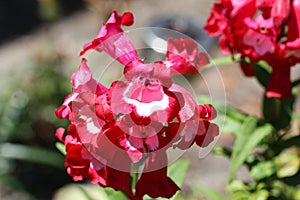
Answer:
1, 0, 296, 199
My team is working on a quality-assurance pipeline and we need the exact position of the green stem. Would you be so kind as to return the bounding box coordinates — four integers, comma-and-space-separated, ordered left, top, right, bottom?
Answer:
131, 172, 139, 195
273, 98, 281, 125
200, 54, 241, 71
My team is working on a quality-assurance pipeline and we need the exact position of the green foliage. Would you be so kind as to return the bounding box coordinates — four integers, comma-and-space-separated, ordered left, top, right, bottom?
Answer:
0, 51, 71, 198
0, 142, 64, 169
229, 118, 273, 181
263, 90, 296, 130
103, 187, 129, 200
192, 185, 225, 200
167, 159, 190, 187
208, 77, 299, 200
250, 161, 276, 181
274, 148, 299, 179
252, 61, 271, 87
53, 184, 113, 200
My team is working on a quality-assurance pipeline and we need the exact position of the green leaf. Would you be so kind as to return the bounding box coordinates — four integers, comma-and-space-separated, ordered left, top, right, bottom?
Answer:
227, 180, 251, 200
250, 161, 276, 181
53, 184, 111, 200
252, 61, 271, 87
274, 147, 300, 178
56, 142, 66, 156
251, 190, 269, 200
229, 116, 258, 181
222, 116, 243, 136
229, 120, 273, 181
103, 188, 129, 200
263, 88, 296, 130
192, 185, 225, 200
0, 143, 64, 169
213, 146, 232, 157
0, 174, 25, 191
167, 159, 190, 187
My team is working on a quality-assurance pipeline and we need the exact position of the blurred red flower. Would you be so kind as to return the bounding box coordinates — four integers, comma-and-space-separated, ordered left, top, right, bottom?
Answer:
205, 0, 300, 99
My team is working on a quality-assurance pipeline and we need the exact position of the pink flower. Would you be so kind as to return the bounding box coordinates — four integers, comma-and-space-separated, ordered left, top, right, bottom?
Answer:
56, 11, 218, 199
243, 15, 277, 56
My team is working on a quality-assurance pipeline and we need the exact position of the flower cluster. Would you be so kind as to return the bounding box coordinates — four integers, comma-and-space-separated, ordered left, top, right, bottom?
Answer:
55, 11, 218, 199
205, 0, 300, 99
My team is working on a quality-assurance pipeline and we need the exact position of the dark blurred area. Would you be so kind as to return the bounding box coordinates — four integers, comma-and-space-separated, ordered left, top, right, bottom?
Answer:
0, 1, 85, 199
0, 0, 84, 45
0, 0, 134, 199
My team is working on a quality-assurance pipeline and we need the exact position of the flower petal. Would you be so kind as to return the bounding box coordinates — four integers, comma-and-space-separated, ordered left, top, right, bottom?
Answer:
165, 38, 209, 75
80, 11, 138, 66
135, 152, 179, 199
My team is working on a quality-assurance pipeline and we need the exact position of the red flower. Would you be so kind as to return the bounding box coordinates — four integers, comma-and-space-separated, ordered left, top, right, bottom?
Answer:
164, 38, 209, 75
205, 0, 300, 99
56, 11, 218, 199
80, 11, 138, 66
135, 152, 180, 199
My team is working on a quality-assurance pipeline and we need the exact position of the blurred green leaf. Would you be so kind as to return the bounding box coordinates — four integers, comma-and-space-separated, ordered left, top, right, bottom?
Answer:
193, 185, 225, 200
294, 188, 300, 200
38, 0, 62, 21
0, 174, 25, 191
227, 180, 250, 191
56, 142, 66, 156
229, 116, 258, 181
250, 161, 276, 181
222, 116, 243, 136
274, 148, 299, 178
213, 146, 232, 157
103, 187, 128, 200
252, 61, 271, 87
230, 120, 273, 181
263, 88, 296, 130
227, 180, 251, 200
270, 180, 299, 199
53, 184, 111, 200
0, 143, 64, 169
251, 190, 269, 200
167, 159, 190, 187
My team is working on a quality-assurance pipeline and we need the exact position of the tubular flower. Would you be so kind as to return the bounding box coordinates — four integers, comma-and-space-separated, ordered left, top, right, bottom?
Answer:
56, 11, 218, 199
205, 0, 300, 99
